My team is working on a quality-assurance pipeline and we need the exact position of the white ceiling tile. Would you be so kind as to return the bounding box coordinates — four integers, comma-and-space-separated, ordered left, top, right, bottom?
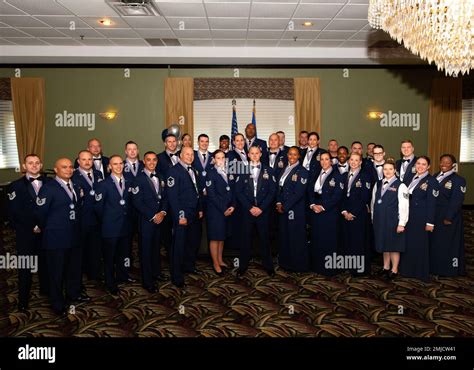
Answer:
294, 4, 344, 18
35, 16, 90, 28
79, 38, 114, 46
0, 16, 47, 27
121, 16, 170, 29
325, 19, 368, 31
0, 27, 31, 37
18, 27, 69, 38
57, 0, 118, 17
110, 38, 149, 46
173, 29, 211, 38
155, 2, 206, 17
251, 0, 297, 3
6, 0, 73, 15
0, 1, 26, 15
278, 39, 311, 47
290, 18, 331, 30
301, 0, 346, 3
246, 39, 279, 46
337, 4, 369, 19
205, 3, 250, 17
167, 17, 209, 30
247, 30, 284, 39
317, 30, 355, 40
249, 18, 289, 30
211, 30, 247, 39
179, 39, 213, 46
251, 3, 297, 18
281, 30, 319, 40
97, 28, 141, 38
208, 18, 248, 29
349, 0, 370, 4
0, 37, 15, 44
349, 30, 391, 41
213, 39, 246, 46
81, 17, 130, 29
309, 40, 344, 47
56, 28, 105, 38
40, 37, 81, 45
4, 37, 48, 45
135, 28, 176, 38
339, 39, 368, 47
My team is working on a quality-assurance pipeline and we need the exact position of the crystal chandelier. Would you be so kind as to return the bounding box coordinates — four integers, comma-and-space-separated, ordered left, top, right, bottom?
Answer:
368, 0, 474, 77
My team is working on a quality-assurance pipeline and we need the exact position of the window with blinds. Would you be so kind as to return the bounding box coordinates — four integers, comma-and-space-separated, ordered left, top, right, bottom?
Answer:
193, 98, 295, 152
460, 98, 474, 163
0, 100, 20, 169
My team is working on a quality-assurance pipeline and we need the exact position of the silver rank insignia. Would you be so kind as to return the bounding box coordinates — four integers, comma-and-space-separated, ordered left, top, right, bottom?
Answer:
420, 182, 428, 191
95, 193, 102, 201
460, 186, 466, 193
340, 182, 344, 189
7, 191, 16, 200
355, 180, 362, 188
272, 176, 276, 182
36, 197, 46, 206
301, 177, 307, 185
97, 178, 103, 182
329, 178, 335, 187
132, 186, 139, 194
206, 180, 212, 187
432, 190, 439, 197
80, 188, 84, 198
445, 180, 452, 189
128, 187, 132, 192
167, 177, 175, 187
235, 176, 239, 182
366, 182, 371, 189
292, 174, 298, 182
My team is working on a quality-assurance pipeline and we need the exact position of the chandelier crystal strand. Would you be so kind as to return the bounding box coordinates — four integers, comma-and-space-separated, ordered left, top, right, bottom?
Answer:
368, 0, 474, 77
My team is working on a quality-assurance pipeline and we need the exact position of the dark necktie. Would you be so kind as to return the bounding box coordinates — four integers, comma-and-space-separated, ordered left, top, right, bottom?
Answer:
270, 152, 277, 156
376, 164, 383, 168
132, 162, 136, 171
338, 164, 345, 168
202, 153, 206, 162
29, 177, 39, 182
87, 172, 92, 182
66, 182, 77, 202
251, 165, 261, 170
403, 159, 410, 163
119, 178, 123, 189
150, 173, 158, 178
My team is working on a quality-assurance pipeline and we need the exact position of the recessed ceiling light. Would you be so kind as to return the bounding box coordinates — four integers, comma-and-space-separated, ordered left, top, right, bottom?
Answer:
303, 21, 313, 27
99, 19, 112, 26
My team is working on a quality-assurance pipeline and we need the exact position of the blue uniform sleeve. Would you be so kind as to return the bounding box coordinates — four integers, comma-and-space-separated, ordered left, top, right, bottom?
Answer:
445, 175, 465, 222
131, 178, 156, 221
235, 176, 253, 211
93, 181, 106, 220
260, 170, 277, 212
282, 170, 308, 211
35, 184, 53, 230
206, 173, 227, 214
321, 176, 344, 211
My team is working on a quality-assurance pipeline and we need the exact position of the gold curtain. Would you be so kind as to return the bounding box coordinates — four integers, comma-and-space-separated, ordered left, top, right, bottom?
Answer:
427, 78, 462, 173
294, 77, 321, 138
165, 77, 194, 142
10, 78, 46, 165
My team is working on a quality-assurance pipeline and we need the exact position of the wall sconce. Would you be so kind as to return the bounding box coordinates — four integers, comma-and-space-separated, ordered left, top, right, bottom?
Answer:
367, 111, 383, 119
99, 112, 117, 120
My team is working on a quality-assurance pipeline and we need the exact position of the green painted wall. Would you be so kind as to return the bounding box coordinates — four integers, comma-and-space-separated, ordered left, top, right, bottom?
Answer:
1, 66, 470, 202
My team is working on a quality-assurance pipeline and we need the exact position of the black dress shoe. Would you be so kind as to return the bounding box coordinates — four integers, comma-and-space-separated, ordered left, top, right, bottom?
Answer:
388, 271, 399, 280
213, 266, 224, 277
266, 269, 276, 277
75, 293, 91, 303
188, 268, 204, 275
377, 268, 391, 277
18, 302, 29, 312
236, 269, 247, 277
53, 307, 67, 316
154, 273, 169, 282
144, 286, 157, 294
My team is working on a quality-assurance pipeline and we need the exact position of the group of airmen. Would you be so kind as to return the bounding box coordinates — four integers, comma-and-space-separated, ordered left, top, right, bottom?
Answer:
7, 123, 466, 315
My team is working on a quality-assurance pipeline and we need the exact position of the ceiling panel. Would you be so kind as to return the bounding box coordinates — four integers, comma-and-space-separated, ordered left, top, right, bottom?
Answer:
205, 3, 250, 17
293, 4, 344, 18
4, 37, 48, 45
6, 0, 73, 16
166, 17, 209, 30
326, 19, 368, 31
250, 3, 297, 18
81, 17, 130, 29
57, 0, 118, 17
337, 4, 369, 19
208, 18, 248, 30
249, 18, 289, 30
281, 30, 319, 40
0, 16, 47, 28
97, 28, 141, 38
173, 29, 211, 38
56, 27, 105, 38
0, 1, 26, 15
40, 37, 81, 45
309, 40, 344, 47
155, 2, 206, 17
179, 39, 213, 46
121, 16, 170, 29
110, 38, 149, 46
340, 39, 368, 47
211, 30, 247, 39
301, 0, 346, 3
247, 30, 284, 39
135, 28, 176, 38
79, 38, 114, 46
18, 27, 69, 38
35, 16, 91, 28
317, 30, 356, 40
0, 27, 31, 37
290, 18, 331, 30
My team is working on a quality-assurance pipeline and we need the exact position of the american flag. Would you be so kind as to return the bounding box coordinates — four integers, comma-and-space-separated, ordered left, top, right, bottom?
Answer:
231, 99, 238, 148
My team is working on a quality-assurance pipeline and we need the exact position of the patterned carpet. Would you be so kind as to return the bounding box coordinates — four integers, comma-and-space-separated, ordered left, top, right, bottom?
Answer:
1, 212, 473, 338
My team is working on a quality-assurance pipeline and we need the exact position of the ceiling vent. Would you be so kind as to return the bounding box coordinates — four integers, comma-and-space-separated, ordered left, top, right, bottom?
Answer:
106, 0, 160, 16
